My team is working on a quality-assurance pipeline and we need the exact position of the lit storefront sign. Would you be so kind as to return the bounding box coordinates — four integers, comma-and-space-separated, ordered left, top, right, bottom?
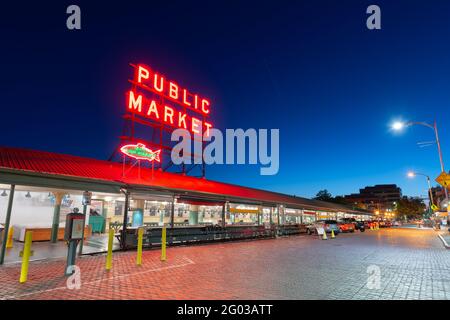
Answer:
120, 143, 161, 162
127, 64, 213, 136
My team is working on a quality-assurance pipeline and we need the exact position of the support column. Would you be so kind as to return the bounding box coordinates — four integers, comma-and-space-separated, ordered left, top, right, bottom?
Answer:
189, 205, 199, 225
221, 202, 226, 228
277, 205, 281, 225
121, 191, 129, 251
170, 197, 175, 228
78, 203, 88, 255
269, 207, 273, 225
257, 205, 262, 225
50, 192, 64, 243
0, 185, 15, 265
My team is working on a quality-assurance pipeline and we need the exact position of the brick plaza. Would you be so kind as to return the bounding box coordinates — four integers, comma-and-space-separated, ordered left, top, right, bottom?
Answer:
0, 228, 449, 300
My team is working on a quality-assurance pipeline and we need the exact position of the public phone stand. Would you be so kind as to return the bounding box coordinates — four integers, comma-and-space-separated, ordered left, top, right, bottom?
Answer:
65, 239, 80, 276
64, 208, 85, 276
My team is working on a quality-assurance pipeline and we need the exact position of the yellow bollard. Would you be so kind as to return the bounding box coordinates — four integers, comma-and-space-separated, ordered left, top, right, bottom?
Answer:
331, 229, 335, 239
105, 228, 114, 271
6, 227, 14, 249
160, 226, 167, 261
136, 227, 144, 266
19, 231, 33, 283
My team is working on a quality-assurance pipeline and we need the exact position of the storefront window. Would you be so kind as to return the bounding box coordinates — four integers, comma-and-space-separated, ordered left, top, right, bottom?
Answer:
302, 211, 316, 224
285, 208, 302, 224
143, 200, 171, 226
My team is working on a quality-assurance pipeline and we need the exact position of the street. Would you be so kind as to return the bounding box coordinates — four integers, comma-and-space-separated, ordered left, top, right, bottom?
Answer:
0, 228, 448, 300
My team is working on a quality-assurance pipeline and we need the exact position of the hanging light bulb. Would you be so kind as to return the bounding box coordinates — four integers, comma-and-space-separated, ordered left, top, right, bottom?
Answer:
1, 190, 7, 197
25, 191, 31, 198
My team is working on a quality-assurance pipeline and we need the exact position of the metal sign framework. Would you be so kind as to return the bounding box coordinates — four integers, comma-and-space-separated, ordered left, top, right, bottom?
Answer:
110, 63, 209, 177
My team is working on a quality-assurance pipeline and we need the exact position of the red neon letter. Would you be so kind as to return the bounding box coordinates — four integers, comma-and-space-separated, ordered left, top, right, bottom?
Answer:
137, 66, 149, 83
204, 122, 212, 137
164, 106, 174, 124
178, 111, 187, 129
201, 99, 210, 114
191, 117, 201, 134
169, 82, 179, 99
194, 95, 199, 110
154, 73, 164, 92
128, 91, 142, 113
147, 100, 160, 119
182, 89, 191, 107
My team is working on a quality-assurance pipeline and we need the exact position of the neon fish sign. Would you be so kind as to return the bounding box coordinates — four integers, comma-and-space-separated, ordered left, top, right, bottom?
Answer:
120, 143, 161, 162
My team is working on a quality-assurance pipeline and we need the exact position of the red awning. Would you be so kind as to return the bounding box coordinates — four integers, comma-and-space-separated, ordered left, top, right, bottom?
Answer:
0, 146, 372, 214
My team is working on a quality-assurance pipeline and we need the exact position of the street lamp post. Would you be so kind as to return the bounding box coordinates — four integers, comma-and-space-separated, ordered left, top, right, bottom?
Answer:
393, 120, 448, 206
407, 171, 435, 214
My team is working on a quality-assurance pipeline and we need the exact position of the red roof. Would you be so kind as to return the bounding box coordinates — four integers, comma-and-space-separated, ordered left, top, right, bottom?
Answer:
0, 146, 368, 213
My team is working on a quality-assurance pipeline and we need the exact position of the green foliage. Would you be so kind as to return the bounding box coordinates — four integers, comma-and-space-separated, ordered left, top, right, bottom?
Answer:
314, 189, 333, 201
396, 196, 426, 219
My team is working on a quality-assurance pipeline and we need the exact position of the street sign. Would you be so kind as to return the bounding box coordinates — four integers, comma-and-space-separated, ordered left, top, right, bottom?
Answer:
82, 191, 92, 206
435, 172, 450, 188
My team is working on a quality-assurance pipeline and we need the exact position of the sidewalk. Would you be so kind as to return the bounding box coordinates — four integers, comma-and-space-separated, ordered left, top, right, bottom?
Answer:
437, 230, 450, 249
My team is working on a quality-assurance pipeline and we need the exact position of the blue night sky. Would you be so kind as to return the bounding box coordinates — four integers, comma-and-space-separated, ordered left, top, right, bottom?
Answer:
1, 1, 450, 198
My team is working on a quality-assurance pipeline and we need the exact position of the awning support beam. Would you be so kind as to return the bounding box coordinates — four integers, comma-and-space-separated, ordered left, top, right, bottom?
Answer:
0, 184, 15, 265
121, 190, 130, 251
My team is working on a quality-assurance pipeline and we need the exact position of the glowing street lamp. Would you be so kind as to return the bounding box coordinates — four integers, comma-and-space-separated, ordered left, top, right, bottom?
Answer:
392, 119, 448, 206
407, 171, 435, 212
392, 121, 405, 131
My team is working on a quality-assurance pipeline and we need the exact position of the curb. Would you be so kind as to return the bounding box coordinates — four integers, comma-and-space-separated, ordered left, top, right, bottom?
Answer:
437, 234, 450, 249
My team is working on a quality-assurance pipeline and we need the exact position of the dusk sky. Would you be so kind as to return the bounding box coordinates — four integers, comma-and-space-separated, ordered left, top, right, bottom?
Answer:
1, 1, 450, 199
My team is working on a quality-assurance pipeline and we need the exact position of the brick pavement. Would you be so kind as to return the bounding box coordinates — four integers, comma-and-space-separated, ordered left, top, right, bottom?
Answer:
0, 228, 448, 300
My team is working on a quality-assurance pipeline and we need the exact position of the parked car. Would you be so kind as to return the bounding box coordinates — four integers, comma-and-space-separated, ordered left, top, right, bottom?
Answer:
392, 220, 401, 227
384, 220, 392, 228
337, 219, 355, 233
340, 217, 365, 232
306, 220, 340, 235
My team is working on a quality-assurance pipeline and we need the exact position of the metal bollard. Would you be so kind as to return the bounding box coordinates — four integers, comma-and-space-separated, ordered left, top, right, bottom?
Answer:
6, 227, 14, 249
19, 231, 33, 283
160, 226, 167, 262
136, 227, 144, 266
105, 228, 114, 271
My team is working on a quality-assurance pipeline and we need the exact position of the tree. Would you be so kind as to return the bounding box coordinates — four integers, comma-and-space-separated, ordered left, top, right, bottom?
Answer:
332, 195, 349, 205
396, 196, 426, 220
314, 189, 333, 202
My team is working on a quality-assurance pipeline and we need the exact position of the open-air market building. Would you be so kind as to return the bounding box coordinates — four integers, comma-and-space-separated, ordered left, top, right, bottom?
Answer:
0, 146, 372, 264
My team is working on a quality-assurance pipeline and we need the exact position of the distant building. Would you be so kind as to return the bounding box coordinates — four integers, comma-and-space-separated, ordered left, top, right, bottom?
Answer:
344, 184, 402, 212
430, 186, 446, 208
